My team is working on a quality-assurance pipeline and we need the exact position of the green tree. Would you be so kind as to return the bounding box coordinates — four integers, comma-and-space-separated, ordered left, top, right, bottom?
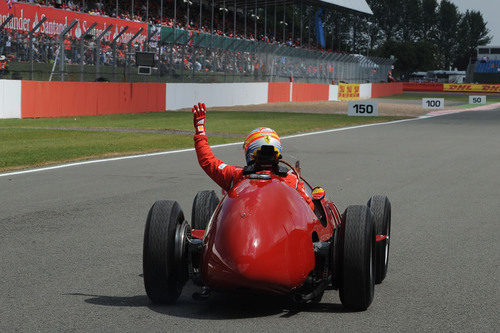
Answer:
377, 39, 439, 76
420, 0, 438, 41
366, 0, 402, 41
348, 0, 491, 75
398, 0, 422, 42
454, 10, 492, 69
436, 0, 461, 69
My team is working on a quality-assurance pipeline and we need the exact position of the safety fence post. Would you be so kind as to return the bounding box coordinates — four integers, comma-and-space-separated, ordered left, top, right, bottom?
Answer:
28, 16, 47, 81
58, 20, 78, 81
125, 28, 144, 82
79, 22, 97, 82
94, 25, 113, 81
112, 27, 128, 82
0, 15, 13, 63
0, 14, 13, 61
192, 34, 207, 82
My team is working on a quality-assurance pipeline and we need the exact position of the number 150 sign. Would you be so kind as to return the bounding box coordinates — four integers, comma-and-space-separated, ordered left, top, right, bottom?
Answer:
348, 101, 379, 116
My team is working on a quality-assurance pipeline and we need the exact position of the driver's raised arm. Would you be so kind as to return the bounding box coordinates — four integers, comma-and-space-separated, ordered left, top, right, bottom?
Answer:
193, 103, 243, 191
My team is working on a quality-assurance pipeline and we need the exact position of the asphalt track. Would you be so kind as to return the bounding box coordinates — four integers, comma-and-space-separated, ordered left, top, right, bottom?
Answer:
1, 109, 499, 332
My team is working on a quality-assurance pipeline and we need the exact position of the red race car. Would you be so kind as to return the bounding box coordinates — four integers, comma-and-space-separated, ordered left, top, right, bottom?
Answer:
142, 148, 391, 311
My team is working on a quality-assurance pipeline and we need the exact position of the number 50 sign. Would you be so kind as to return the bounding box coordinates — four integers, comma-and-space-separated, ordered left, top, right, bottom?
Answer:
348, 101, 379, 116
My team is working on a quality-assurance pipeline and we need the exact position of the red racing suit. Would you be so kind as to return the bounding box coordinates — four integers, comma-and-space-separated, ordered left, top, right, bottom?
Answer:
194, 134, 315, 211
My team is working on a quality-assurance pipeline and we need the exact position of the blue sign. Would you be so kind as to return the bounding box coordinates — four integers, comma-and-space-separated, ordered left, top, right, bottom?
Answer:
315, 9, 325, 48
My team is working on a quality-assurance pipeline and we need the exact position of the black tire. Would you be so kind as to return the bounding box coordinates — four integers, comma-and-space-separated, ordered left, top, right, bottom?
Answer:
331, 227, 342, 290
368, 195, 391, 284
339, 205, 375, 311
191, 190, 219, 230
143, 200, 187, 304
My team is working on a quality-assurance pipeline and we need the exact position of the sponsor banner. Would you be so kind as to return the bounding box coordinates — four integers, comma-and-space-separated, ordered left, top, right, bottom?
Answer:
403, 82, 443, 92
0, 2, 147, 44
444, 84, 500, 93
338, 83, 360, 100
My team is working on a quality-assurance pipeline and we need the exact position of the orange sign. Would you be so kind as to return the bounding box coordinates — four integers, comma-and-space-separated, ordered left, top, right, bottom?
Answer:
339, 83, 360, 100
444, 84, 500, 93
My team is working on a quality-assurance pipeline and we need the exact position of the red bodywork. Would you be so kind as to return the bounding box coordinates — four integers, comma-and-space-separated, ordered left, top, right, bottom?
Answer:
197, 173, 341, 294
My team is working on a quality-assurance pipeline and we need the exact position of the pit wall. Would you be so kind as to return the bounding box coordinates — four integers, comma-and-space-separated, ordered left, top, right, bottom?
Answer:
0, 80, 403, 119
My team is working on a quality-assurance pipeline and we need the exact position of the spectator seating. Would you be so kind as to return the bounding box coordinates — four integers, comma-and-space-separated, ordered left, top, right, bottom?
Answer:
475, 60, 500, 73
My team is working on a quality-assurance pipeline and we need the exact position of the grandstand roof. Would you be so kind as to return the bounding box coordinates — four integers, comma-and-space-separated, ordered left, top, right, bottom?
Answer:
320, 0, 372, 15
227, 0, 372, 16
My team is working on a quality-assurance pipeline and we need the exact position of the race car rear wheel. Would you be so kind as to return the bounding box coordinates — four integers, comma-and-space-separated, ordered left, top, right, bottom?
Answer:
143, 200, 188, 304
191, 190, 219, 230
339, 205, 375, 311
368, 195, 391, 284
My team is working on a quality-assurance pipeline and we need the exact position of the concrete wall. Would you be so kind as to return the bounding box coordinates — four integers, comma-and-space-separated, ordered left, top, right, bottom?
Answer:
0, 80, 21, 119
328, 85, 339, 101
268, 82, 291, 103
166, 82, 268, 110
372, 82, 403, 97
21, 82, 166, 118
0, 81, 410, 119
359, 83, 372, 99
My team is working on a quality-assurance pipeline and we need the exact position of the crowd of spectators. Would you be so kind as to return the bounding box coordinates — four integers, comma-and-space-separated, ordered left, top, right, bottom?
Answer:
1, 1, 340, 80
16, 0, 323, 49
0, 27, 333, 81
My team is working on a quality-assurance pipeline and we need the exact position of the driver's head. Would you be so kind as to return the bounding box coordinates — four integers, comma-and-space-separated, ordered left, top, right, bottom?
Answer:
243, 127, 282, 165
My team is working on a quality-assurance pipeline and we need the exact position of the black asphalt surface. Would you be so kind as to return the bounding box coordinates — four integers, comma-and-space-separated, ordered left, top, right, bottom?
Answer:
1, 110, 499, 332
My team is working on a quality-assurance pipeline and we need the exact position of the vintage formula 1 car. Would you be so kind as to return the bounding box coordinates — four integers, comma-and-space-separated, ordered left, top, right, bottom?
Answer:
143, 147, 391, 310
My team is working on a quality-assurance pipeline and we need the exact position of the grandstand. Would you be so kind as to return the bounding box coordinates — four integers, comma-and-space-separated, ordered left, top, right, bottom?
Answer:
468, 46, 500, 83
0, 0, 393, 83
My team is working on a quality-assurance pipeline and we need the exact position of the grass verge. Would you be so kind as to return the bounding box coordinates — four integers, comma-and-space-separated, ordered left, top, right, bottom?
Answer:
0, 129, 235, 172
0, 112, 406, 172
0, 111, 405, 135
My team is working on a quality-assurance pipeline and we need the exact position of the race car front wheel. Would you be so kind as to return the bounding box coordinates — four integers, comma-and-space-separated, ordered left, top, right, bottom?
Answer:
368, 195, 391, 284
191, 190, 219, 230
338, 205, 375, 311
143, 200, 189, 304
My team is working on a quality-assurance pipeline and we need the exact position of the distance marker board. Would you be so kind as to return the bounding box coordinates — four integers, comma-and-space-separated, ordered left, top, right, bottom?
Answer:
348, 101, 378, 116
469, 96, 486, 104
422, 98, 444, 109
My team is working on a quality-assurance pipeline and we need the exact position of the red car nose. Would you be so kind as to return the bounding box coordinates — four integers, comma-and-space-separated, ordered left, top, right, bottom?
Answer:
201, 179, 316, 293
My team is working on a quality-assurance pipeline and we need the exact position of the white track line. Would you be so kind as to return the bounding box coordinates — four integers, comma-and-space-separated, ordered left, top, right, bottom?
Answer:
0, 108, 490, 178
423, 102, 500, 117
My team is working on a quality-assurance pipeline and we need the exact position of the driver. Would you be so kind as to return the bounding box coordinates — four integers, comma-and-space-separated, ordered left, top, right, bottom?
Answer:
193, 102, 315, 211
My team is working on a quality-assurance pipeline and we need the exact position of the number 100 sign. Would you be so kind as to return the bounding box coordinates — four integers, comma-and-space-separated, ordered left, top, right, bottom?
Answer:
422, 98, 444, 109
348, 101, 379, 116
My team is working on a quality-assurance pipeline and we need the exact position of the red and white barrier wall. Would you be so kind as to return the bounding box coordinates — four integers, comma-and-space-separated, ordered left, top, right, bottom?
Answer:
0, 80, 403, 119
165, 83, 268, 110
0, 80, 22, 119
21, 81, 166, 118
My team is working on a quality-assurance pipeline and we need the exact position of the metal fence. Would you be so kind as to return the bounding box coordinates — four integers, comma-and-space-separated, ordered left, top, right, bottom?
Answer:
0, 23, 393, 84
